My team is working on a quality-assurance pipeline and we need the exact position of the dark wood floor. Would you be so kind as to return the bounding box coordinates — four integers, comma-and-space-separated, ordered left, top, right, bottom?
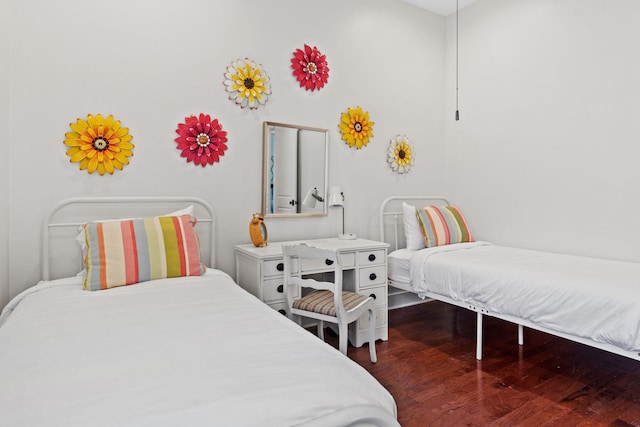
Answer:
332, 301, 640, 426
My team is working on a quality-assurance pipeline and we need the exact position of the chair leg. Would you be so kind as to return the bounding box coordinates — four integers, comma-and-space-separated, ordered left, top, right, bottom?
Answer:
368, 308, 377, 363
317, 320, 325, 341
338, 322, 348, 355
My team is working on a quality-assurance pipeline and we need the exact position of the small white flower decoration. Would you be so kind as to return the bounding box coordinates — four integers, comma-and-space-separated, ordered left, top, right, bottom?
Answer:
223, 58, 271, 110
387, 135, 414, 174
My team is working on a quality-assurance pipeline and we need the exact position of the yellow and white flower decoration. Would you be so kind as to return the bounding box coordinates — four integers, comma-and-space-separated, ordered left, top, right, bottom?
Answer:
338, 106, 374, 149
223, 58, 271, 110
64, 114, 134, 176
387, 135, 414, 174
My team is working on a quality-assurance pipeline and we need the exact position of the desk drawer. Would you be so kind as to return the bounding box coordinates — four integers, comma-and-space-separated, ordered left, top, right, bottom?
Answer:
359, 265, 386, 288
263, 278, 301, 303
267, 302, 291, 317
263, 258, 298, 277
262, 277, 285, 302
362, 286, 387, 307
300, 252, 355, 273
301, 257, 337, 273
357, 249, 385, 266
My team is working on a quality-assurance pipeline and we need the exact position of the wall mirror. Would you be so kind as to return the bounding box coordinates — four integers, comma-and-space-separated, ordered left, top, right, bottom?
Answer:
262, 121, 329, 217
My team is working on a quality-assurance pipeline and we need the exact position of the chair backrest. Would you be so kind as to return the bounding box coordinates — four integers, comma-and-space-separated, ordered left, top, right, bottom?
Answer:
282, 243, 346, 319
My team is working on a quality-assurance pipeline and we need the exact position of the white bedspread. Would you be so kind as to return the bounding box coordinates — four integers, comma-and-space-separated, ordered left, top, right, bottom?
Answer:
409, 242, 640, 352
0, 269, 396, 426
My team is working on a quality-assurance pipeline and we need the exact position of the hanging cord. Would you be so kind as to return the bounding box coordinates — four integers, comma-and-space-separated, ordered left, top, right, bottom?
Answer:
455, 0, 460, 121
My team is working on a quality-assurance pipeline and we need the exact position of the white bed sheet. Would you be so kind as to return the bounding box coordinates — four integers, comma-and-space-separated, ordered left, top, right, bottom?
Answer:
387, 248, 414, 285
0, 269, 396, 426
409, 242, 640, 352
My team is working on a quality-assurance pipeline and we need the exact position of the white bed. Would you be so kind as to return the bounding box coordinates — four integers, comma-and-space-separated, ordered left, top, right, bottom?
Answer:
0, 197, 398, 427
380, 196, 640, 362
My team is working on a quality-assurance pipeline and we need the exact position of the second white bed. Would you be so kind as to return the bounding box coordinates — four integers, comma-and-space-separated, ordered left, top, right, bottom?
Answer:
390, 242, 640, 358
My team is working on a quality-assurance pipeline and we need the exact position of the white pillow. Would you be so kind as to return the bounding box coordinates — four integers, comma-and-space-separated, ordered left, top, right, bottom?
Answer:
402, 202, 426, 250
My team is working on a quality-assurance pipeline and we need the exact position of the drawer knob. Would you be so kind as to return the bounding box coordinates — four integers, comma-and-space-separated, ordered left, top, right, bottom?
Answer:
369, 293, 377, 300
368, 254, 376, 262
325, 259, 334, 266
278, 309, 287, 315
369, 273, 377, 281
277, 284, 284, 293
276, 262, 284, 271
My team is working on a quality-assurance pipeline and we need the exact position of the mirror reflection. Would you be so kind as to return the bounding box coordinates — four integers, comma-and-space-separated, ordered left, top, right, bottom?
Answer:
262, 122, 329, 217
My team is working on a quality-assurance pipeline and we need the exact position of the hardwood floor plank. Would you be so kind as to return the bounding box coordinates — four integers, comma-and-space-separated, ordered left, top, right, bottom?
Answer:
333, 301, 640, 426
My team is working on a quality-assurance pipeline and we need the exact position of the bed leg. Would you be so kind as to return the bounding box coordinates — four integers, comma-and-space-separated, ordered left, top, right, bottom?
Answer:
476, 312, 483, 360
518, 324, 524, 346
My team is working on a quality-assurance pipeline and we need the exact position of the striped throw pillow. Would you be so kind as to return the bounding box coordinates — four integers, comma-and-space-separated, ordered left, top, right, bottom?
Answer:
83, 214, 204, 291
416, 206, 474, 248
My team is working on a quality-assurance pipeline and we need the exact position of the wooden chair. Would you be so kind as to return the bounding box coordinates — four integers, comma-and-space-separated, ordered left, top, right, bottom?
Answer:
282, 243, 377, 363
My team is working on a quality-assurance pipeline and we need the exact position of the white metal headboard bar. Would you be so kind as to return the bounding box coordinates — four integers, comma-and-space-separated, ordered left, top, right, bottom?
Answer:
379, 195, 449, 251
42, 196, 216, 281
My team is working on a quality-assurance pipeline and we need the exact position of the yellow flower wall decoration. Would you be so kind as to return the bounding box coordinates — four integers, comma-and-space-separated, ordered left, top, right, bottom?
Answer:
387, 135, 414, 174
64, 114, 134, 176
223, 58, 271, 110
338, 106, 374, 149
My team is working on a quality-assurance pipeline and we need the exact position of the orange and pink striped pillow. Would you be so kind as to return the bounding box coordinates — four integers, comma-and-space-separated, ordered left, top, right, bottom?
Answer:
416, 206, 474, 248
83, 214, 204, 291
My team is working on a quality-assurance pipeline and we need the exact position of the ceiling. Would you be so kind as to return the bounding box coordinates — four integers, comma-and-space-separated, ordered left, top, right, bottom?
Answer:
399, 0, 480, 16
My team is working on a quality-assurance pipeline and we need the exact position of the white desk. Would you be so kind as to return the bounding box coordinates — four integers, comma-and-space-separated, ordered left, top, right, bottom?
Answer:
235, 238, 389, 347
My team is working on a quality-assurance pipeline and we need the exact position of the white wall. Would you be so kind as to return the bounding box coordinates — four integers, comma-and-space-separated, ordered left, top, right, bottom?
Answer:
4, 0, 445, 306
445, 0, 640, 262
0, 0, 10, 308
6, 0, 638, 310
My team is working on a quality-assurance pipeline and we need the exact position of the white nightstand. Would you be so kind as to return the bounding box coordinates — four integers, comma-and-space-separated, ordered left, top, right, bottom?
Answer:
235, 238, 389, 347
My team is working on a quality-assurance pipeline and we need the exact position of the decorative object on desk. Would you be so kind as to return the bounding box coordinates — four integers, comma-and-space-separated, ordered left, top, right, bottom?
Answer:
291, 44, 329, 92
302, 187, 324, 208
338, 106, 374, 149
387, 135, 414, 174
64, 114, 134, 176
223, 58, 271, 110
249, 213, 268, 247
328, 186, 356, 240
174, 114, 228, 167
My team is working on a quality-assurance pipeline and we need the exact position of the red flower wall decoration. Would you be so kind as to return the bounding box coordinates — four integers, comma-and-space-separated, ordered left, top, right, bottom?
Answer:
291, 44, 329, 92
175, 114, 228, 167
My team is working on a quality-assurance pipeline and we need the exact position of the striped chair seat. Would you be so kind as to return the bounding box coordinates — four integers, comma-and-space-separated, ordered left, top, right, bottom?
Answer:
293, 290, 370, 317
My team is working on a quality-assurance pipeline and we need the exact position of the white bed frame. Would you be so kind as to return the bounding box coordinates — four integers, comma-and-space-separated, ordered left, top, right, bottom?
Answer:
42, 196, 216, 281
380, 196, 640, 362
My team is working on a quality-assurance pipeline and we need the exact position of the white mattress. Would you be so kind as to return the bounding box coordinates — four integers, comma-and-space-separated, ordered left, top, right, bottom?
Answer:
387, 248, 414, 285
408, 242, 640, 352
0, 269, 396, 426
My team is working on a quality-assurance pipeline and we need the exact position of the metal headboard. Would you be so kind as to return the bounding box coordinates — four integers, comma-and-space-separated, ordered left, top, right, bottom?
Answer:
379, 195, 450, 252
42, 196, 215, 281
